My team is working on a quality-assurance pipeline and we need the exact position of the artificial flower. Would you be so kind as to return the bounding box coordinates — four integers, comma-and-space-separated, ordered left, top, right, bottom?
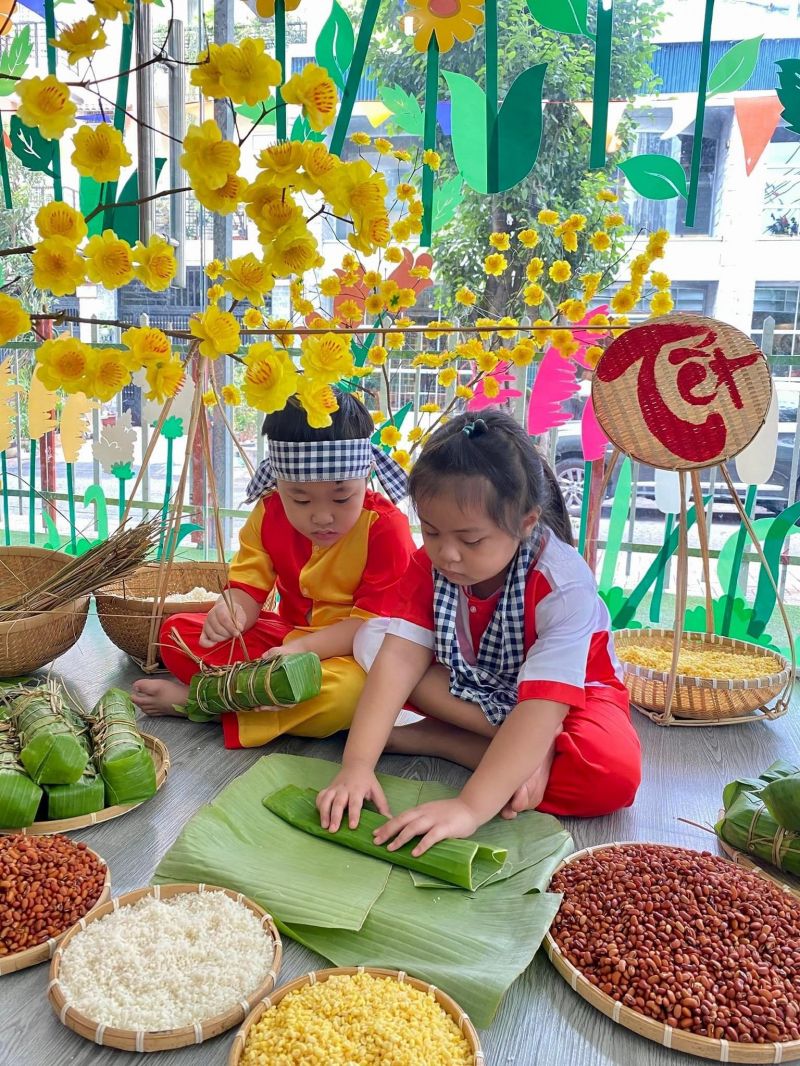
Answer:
372, 410, 387, 423
549, 260, 571, 284
207, 284, 224, 303
0, 294, 31, 345
650, 270, 671, 290
581, 272, 603, 302
526, 258, 544, 280
610, 314, 629, 337
255, 0, 301, 14
121, 325, 172, 368
223, 252, 274, 304
189, 305, 241, 360
243, 342, 299, 413
476, 350, 499, 373
420, 402, 440, 413
319, 276, 342, 298
202, 389, 218, 407
423, 149, 441, 170
373, 137, 392, 154
393, 149, 412, 161
483, 376, 501, 398
518, 229, 538, 249
455, 286, 476, 307
596, 189, 618, 202
604, 212, 625, 229
611, 287, 638, 314
93, 0, 131, 22
496, 316, 518, 340
392, 219, 412, 242
395, 182, 416, 202
51, 15, 106, 65
191, 44, 226, 98
650, 291, 674, 316
132, 234, 177, 292
646, 229, 669, 258
509, 340, 535, 367
384, 246, 403, 264
221, 384, 242, 405
300, 332, 353, 383
84, 230, 134, 289
282, 62, 337, 132
406, 0, 485, 54
350, 131, 371, 146
523, 283, 545, 306
84, 347, 131, 402
15, 75, 76, 140
145, 357, 185, 403
484, 253, 507, 276
410, 264, 431, 280
217, 38, 282, 106
243, 308, 263, 329
364, 293, 384, 316
586, 313, 610, 335
181, 120, 241, 190
31, 237, 85, 296
379, 424, 401, 447
584, 345, 604, 368
589, 230, 611, 252
35, 201, 87, 244
532, 319, 553, 347
205, 258, 224, 279
454, 385, 474, 401
437, 367, 457, 388
551, 329, 579, 359
367, 345, 387, 367
296, 377, 339, 429
537, 208, 559, 226
193, 171, 248, 216
562, 299, 588, 323
35, 334, 91, 393
391, 448, 411, 470
489, 232, 510, 251
267, 222, 320, 277
71, 122, 131, 182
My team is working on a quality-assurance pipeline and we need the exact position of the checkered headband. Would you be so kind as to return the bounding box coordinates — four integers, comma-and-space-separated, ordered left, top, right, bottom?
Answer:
244, 437, 408, 504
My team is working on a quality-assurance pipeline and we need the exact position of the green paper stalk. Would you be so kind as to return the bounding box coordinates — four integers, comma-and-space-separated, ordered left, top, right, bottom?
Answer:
156, 435, 174, 560
721, 483, 757, 635
103, 16, 134, 227
275, 0, 287, 142
485, 0, 499, 194
185, 652, 322, 723
12, 686, 88, 785
649, 514, 674, 624
0, 719, 43, 828
66, 462, 77, 554
0, 113, 11, 210
118, 477, 128, 523
44, 0, 63, 201
330, 0, 383, 157
28, 443, 35, 545
599, 456, 631, 594
264, 784, 508, 891
577, 460, 592, 556
685, 0, 715, 228
91, 688, 156, 806
717, 761, 800, 876
420, 38, 440, 247
589, 0, 614, 169
1, 451, 10, 546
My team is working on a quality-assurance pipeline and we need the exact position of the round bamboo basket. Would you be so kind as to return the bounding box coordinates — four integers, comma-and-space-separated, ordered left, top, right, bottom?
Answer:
48, 883, 282, 1053
0, 734, 169, 836
94, 561, 227, 667
545, 842, 800, 1063
615, 628, 791, 723
0, 845, 110, 976
0, 547, 90, 677
227, 966, 485, 1066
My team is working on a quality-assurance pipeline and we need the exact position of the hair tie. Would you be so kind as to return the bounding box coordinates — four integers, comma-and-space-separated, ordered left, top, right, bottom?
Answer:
462, 418, 488, 438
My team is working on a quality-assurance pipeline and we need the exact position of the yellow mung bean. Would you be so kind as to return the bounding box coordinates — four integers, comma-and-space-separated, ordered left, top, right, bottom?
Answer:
618, 644, 782, 680
241, 972, 475, 1066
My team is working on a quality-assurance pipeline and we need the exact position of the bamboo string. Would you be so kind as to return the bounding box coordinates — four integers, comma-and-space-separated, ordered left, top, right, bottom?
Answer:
691, 470, 714, 636
662, 475, 690, 725
581, 447, 621, 566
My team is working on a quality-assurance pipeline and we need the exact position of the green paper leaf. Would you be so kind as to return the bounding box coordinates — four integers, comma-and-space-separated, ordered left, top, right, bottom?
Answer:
161, 414, 184, 439
42, 513, 63, 550
235, 98, 276, 126
378, 83, 424, 137
598, 457, 631, 593
748, 500, 800, 638
0, 25, 32, 97
618, 153, 688, 200
777, 58, 800, 137
443, 71, 488, 193
79, 176, 105, 238
599, 586, 642, 630
162, 522, 203, 559
432, 174, 464, 231
290, 114, 325, 143
83, 483, 108, 542
110, 156, 166, 244
492, 63, 546, 193
525, 0, 592, 38
9, 116, 56, 176
315, 0, 354, 93
707, 35, 762, 97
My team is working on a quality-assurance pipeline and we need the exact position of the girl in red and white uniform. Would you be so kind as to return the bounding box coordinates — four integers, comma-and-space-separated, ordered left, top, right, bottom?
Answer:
318, 408, 641, 854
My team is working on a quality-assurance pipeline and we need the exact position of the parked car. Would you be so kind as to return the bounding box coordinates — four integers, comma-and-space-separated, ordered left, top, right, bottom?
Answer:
552, 380, 800, 517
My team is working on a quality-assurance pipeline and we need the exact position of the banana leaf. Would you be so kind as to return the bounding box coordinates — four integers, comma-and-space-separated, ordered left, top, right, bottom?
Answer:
185, 653, 323, 722
0, 719, 42, 828
265, 785, 507, 891
90, 688, 156, 806
11, 683, 88, 785
153, 754, 573, 1026
716, 760, 800, 877
43, 724, 104, 819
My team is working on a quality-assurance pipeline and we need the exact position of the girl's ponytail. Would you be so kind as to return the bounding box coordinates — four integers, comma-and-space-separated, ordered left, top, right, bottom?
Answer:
539, 457, 574, 547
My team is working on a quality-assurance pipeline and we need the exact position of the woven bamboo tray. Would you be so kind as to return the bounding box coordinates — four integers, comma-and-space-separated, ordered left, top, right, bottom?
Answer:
48, 883, 282, 1053
227, 966, 485, 1065
0, 547, 90, 677
95, 561, 227, 667
0, 734, 169, 836
545, 842, 800, 1063
615, 628, 791, 724
0, 845, 110, 976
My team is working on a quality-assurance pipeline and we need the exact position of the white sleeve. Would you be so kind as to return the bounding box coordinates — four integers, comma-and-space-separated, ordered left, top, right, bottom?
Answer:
517, 581, 598, 707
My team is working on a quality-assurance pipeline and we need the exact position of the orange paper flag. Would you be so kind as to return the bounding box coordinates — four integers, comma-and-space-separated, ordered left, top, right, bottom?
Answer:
734, 94, 783, 176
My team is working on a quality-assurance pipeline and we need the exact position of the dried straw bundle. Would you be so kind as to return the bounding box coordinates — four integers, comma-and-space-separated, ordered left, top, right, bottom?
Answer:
0, 518, 162, 618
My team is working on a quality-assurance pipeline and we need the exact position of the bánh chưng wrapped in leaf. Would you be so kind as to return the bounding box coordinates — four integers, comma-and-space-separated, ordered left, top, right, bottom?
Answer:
0, 719, 42, 828
184, 653, 322, 722
716, 760, 800, 876
11, 683, 88, 785
90, 688, 156, 806
264, 784, 508, 891
43, 720, 105, 820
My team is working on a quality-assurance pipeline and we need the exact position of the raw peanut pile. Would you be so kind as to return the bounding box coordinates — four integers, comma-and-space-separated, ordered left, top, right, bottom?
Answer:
551, 844, 800, 1044
0, 834, 106, 955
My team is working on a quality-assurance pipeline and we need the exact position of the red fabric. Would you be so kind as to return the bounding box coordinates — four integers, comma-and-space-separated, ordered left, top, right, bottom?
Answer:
536, 691, 641, 817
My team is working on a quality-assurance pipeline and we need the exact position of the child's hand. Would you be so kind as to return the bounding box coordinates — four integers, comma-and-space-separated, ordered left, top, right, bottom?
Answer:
199, 597, 248, 648
317, 765, 391, 832
373, 798, 480, 857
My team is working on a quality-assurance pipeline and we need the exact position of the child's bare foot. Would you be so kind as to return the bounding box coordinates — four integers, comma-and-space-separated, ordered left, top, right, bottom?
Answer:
501, 731, 562, 819
386, 719, 490, 768
131, 678, 190, 717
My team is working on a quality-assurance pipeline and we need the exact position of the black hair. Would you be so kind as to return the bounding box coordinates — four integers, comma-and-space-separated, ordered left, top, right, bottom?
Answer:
408, 408, 574, 546
261, 387, 373, 443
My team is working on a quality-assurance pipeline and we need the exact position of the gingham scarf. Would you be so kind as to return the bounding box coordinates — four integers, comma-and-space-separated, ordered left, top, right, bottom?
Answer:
244, 438, 408, 504
433, 529, 542, 725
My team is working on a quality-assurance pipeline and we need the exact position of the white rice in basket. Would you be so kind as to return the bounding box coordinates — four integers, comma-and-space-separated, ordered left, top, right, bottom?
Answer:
131, 586, 216, 604
57, 892, 275, 1030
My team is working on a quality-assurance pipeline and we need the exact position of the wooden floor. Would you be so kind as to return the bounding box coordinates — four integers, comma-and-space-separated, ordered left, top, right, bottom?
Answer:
2, 611, 797, 1066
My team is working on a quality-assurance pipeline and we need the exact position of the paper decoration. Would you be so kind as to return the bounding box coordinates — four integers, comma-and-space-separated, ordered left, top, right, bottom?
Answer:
660, 97, 697, 142
60, 393, 97, 465
654, 469, 683, 515
421, 38, 440, 245
580, 395, 607, 462
378, 84, 424, 136
598, 455, 632, 593
748, 500, 800, 637
0, 24, 31, 208
734, 94, 783, 176
777, 59, 800, 136
360, 101, 393, 127
43, 0, 62, 200
684, 0, 715, 228
28, 372, 57, 442
315, 0, 355, 93
138, 371, 196, 429
330, 0, 382, 156
574, 101, 627, 154
590, 0, 614, 169
93, 410, 136, 473
468, 364, 521, 411
525, 0, 590, 36
0, 357, 19, 453
735, 388, 778, 485
526, 347, 580, 436
707, 35, 762, 98
618, 153, 687, 201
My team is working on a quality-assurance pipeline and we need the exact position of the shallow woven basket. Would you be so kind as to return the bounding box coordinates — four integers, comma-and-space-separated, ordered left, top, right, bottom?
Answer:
614, 628, 791, 724
227, 966, 485, 1066
0, 734, 170, 836
94, 561, 227, 667
48, 883, 282, 1053
0, 547, 90, 677
545, 842, 800, 1063
0, 845, 110, 976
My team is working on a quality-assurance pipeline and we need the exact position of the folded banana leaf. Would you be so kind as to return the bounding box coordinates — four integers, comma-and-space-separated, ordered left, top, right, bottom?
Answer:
153, 754, 573, 1027
265, 785, 508, 891
12, 683, 88, 785
90, 688, 156, 806
43, 724, 105, 820
716, 760, 800, 877
0, 719, 42, 828
184, 653, 323, 723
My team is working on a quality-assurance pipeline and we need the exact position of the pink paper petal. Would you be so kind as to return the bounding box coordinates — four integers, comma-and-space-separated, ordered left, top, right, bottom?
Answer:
527, 347, 580, 435
581, 395, 608, 461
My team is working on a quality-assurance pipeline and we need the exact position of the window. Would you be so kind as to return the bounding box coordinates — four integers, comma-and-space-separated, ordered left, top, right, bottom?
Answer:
751, 284, 800, 357
589, 281, 716, 317
762, 127, 800, 236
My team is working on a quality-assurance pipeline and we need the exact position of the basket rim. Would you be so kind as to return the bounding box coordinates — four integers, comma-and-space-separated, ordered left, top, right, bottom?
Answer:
94, 560, 227, 599
544, 841, 800, 1064
48, 883, 283, 1052
227, 966, 484, 1066
0, 844, 110, 976
614, 628, 791, 691
0, 734, 169, 836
